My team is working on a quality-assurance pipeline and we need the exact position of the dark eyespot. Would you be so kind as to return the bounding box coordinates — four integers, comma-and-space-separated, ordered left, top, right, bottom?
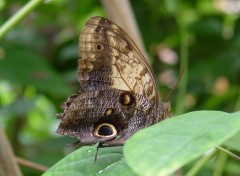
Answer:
96, 43, 104, 51
93, 123, 117, 137
119, 92, 136, 107
104, 108, 114, 116
99, 125, 112, 136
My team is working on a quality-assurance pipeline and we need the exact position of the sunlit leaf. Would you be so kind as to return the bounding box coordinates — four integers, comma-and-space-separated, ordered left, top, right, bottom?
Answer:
124, 111, 240, 176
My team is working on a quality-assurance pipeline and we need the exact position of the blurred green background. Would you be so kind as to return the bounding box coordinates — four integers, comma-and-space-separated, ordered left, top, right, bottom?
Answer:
0, 0, 240, 175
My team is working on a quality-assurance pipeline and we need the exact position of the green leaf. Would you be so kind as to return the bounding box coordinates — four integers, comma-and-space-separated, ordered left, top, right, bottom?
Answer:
43, 146, 135, 176
97, 159, 137, 176
0, 46, 71, 97
224, 131, 240, 152
124, 111, 240, 176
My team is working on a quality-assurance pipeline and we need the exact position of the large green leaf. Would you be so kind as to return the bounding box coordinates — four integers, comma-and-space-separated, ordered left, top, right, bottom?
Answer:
42, 146, 136, 176
124, 111, 240, 176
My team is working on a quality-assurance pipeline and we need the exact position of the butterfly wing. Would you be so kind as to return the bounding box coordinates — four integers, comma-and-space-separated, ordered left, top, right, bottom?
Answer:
78, 16, 159, 107
56, 16, 167, 146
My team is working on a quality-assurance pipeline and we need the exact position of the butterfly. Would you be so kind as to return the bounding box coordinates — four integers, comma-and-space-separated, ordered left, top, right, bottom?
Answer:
56, 16, 171, 148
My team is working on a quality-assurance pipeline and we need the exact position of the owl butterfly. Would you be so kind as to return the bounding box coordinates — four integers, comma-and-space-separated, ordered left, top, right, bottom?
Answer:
56, 16, 171, 149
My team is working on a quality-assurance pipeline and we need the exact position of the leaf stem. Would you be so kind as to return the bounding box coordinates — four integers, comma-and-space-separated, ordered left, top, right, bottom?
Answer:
185, 148, 217, 176
0, 0, 43, 40
216, 146, 240, 161
213, 149, 228, 176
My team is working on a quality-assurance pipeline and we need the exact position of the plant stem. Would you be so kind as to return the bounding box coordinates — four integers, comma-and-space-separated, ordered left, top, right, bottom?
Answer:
0, 127, 22, 176
0, 0, 43, 40
216, 146, 240, 161
175, 7, 189, 115
234, 87, 240, 111
213, 149, 228, 176
185, 148, 217, 176
16, 157, 48, 172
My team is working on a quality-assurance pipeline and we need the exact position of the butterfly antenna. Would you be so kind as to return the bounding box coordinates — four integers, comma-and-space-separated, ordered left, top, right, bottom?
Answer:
165, 65, 186, 102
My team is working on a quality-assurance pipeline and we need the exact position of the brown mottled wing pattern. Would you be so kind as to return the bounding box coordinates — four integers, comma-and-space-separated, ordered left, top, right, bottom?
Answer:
56, 16, 170, 147
78, 16, 159, 107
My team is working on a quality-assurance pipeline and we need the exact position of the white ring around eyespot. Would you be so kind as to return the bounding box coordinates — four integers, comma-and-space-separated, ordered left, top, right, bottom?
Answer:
93, 123, 117, 138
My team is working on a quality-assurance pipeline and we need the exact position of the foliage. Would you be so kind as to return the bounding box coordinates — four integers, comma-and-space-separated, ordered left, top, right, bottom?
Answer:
0, 0, 240, 176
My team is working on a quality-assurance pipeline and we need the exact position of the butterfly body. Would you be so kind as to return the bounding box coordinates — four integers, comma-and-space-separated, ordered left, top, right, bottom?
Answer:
56, 16, 170, 147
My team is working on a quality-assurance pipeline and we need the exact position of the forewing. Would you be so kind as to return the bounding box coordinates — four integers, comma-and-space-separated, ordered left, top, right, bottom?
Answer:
78, 16, 159, 107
